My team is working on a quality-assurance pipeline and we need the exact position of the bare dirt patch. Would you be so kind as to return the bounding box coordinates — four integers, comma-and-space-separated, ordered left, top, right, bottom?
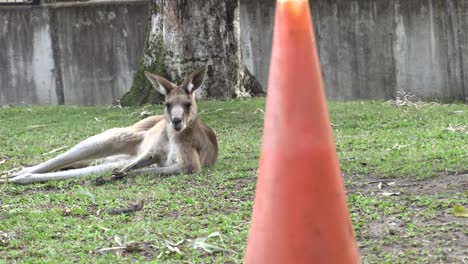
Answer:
346, 173, 467, 196
346, 174, 467, 263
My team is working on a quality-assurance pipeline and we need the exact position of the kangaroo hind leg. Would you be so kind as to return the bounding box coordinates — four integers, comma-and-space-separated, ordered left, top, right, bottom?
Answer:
7, 160, 134, 184
13, 128, 143, 177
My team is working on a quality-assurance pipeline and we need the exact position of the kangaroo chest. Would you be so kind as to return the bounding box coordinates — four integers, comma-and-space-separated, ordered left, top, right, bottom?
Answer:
165, 142, 179, 166
164, 134, 194, 167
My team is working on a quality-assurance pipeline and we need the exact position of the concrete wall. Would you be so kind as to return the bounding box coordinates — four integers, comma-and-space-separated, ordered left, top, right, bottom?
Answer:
241, 0, 468, 101
0, 6, 57, 105
2, 0, 467, 105
0, 0, 148, 105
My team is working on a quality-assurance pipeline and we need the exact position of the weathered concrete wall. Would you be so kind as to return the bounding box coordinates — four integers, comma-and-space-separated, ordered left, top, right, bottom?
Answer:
0, 6, 57, 105
240, 0, 275, 94
2, 0, 467, 104
53, 1, 148, 105
391, 0, 464, 100
241, 0, 468, 101
312, 0, 396, 99
0, 0, 148, 106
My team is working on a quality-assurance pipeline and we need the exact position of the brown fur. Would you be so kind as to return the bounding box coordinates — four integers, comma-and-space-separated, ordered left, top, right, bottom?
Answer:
6, 66, 217, 184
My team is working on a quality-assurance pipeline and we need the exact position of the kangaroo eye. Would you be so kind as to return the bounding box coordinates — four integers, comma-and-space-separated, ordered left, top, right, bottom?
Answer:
184, 103, 192, 109
165, 102, 172, 108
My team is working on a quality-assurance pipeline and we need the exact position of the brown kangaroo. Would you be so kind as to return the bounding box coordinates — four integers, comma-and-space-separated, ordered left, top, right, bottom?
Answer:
4, 65, 218, 184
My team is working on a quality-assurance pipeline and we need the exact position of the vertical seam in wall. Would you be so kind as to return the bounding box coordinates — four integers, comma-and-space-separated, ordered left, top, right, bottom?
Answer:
456, 0, 466, 102
49, 6, 65, 105
312, 0, 321, 67
445, 0, 457, 99
389, 0, 398, 99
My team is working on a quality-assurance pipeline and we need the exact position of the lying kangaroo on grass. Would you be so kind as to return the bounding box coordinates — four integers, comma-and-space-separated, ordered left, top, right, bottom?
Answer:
3, 65, 218, 184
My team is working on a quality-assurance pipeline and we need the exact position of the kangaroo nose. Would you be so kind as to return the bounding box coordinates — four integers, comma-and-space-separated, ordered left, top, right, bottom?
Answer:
172, 118, 182, 126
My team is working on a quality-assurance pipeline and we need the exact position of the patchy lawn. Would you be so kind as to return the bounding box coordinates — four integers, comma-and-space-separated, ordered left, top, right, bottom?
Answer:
0, 98, 466, 263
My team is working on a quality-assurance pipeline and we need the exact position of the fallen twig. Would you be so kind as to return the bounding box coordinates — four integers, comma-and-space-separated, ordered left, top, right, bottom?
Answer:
0, 231, 15, 246
106, 201, 144, 215
27, 125, 47, 130
95, 246, 127, 253
95, 241, 153, 255
380, 192, 401, 196
42, 146, 68, 156
199, 108, 224, 115
367, 180, 396, 185
94, 232, 235, 258
445, 124, 467, 134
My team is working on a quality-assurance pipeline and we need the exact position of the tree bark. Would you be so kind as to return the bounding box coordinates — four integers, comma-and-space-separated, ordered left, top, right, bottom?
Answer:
121, 0, 264, 106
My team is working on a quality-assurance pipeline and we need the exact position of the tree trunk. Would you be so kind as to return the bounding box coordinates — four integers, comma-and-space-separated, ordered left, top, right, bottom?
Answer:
121, 0, 264, 106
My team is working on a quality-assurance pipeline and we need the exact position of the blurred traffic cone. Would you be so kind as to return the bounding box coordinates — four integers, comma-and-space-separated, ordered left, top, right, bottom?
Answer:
244, 0, 360, 263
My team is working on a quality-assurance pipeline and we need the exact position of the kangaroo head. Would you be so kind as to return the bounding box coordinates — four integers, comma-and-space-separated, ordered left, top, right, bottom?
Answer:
144, 65, 207, 132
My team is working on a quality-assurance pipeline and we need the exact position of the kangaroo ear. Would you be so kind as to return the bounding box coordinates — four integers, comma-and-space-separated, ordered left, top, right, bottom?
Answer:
185, 65, 207, 93
144, 71, 175, 95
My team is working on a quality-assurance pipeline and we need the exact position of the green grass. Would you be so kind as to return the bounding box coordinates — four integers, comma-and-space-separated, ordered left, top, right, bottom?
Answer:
0, 98, 467, 263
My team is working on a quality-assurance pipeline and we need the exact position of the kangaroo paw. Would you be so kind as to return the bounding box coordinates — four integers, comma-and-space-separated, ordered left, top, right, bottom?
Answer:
7, 173, 38, 184
92, 171, 126, 186
8, 167, 33, 179
110, 171, 126, 180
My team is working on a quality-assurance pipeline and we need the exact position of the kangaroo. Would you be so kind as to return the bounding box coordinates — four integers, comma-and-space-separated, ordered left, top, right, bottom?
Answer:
3, 65, 218, 184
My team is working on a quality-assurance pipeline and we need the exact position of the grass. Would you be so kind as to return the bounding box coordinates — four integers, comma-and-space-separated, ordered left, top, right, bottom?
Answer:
0, 98, 467, 263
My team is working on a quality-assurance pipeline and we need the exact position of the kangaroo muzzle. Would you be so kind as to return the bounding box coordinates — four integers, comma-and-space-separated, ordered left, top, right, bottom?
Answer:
170, 106, 184, 131
172, 117, 182, 130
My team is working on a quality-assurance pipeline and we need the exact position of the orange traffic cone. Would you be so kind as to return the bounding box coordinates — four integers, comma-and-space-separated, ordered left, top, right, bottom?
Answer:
244, 0, 360, 263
